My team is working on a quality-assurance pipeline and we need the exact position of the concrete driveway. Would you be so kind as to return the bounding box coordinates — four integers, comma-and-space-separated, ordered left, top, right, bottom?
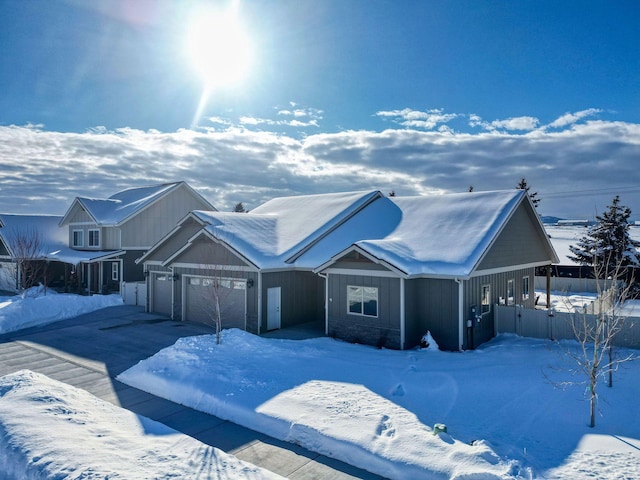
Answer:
0, 305, 383, 479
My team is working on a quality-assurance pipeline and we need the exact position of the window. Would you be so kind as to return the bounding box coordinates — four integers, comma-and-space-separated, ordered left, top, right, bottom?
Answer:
507, 279, 515, 306
347, 285, 378, 317
522, 276, 530, 301
111, 262, 119, 281
88, 229, 100, 247
72, 230, 84, 247
481, 285, 491, 314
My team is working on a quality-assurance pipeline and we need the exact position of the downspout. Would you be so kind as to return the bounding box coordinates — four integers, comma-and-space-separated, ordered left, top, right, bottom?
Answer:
257, 271, 263, 335
318, 272, 329, 335
455, 277, 464, 351
400, 277, 405, 350
169, 266, 175, 320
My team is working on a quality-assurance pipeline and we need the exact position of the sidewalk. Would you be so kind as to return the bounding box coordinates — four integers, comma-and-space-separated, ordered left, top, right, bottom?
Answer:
0, 306, 383, 479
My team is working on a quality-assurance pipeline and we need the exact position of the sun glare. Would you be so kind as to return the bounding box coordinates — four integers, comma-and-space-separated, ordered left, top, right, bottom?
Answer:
185, 2, 252, 90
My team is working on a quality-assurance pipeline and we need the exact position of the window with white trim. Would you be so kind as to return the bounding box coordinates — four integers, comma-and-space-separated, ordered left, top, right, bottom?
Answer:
111, 262, 119, 281
522, 276, 530, 301
481, 284, 491, 315
88, 229, 100, 247
347, 285, 378, 317
72, 230, 84, 247
507, 279, 515, 306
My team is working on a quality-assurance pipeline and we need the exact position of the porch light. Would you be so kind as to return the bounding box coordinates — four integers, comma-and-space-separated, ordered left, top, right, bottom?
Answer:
246, 278, 254, 288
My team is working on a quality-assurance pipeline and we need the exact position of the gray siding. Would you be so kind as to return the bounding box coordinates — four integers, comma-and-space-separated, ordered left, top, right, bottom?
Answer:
103, 227, 120, 250
330, 251, 391, 272
327, 274, 401, 349
261, 271, 324, 332
478, 201, 552, 271
405, 278, 459, 351
463, 267, 536, 348
142, 219, 204, 264
172, 237, 249, 267
120, 185, 212, 248
67, 204, 93, 224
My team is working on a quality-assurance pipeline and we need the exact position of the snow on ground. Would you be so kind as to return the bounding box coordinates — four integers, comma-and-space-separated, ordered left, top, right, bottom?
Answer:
0, 370, 282, 480
535, 289, 597, 313
0, 287, 122, 334
118, 329, 640, 480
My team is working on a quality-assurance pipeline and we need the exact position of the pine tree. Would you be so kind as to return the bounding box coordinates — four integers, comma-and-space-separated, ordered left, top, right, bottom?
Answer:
569, 195, 640, 271
232, 202, 246, 213
516, 177, 540, 208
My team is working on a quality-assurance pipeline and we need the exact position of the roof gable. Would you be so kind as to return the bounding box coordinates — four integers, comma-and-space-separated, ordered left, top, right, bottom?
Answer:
180, 190, 383, 269
319, 190, 556, 278
59, 182, 213, 227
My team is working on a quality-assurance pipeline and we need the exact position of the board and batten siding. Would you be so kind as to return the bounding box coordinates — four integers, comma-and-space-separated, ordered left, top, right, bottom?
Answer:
477, 201, 553, 270
405, 277, 459, 351
464, 267, 537, 348
327, 273, 402, 349
141, 219, 204, 264
261, 271, 324, 332
171, 237, 249, 268
120, 185, 212, 248
67, 205, 93, 224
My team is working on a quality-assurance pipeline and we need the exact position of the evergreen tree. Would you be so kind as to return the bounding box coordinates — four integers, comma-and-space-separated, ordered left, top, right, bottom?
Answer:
516, 177, 540, 208
232, 202, 246, 213
569, 195, 640, 271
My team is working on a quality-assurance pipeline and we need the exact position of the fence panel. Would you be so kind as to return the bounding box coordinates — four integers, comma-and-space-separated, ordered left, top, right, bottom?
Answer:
122, 281, 146, 306
495, 305, 640, 349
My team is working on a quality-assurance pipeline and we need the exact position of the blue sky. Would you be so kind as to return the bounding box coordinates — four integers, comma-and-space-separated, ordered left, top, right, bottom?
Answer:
1, 0, 639, 218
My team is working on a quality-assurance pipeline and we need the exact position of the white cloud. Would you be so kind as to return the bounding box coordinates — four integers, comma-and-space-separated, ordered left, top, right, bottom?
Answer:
376, 108, 458, 130
469, 115, 539, 131
490, 116, 539, 131
547, 108, 601, 128
1, 116, 639, 219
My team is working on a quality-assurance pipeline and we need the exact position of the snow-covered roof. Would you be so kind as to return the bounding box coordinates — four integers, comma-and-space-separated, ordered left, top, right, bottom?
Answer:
0, 214, 122, 265
172, 189, 552, 277
187, 191, 383, 269
315, 190, 534, 277
60, 182, 203, 227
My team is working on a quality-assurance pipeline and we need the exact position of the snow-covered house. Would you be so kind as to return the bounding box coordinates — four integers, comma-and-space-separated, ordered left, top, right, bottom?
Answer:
57, 182, 214, 294
137, 190, 383, 334
0, 214, 69, 291
140, 189, 557, 350
315, 190, 558, 350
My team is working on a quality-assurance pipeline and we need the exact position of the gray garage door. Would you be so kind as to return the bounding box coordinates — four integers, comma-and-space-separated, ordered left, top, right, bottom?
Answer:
185, 277, 246, 330
152, 273, 172, 315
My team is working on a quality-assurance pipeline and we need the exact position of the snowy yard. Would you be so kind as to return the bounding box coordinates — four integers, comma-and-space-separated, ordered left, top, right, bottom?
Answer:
0, 291, 639, 479
118, 329, 640, 479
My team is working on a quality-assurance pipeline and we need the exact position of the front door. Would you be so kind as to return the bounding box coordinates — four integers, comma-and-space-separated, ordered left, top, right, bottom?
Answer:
267, 287, 281, 330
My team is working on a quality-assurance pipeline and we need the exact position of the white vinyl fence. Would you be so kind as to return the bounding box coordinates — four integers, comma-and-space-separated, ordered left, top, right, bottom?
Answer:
122, 281, 147, 307
495, 304, 640, 349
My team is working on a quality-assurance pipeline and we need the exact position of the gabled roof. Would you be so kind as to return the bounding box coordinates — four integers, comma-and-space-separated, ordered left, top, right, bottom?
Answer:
0, 214, 124, 265
59, 182, 213, 227
171, 190, 384, 270
315, 190, 558, 278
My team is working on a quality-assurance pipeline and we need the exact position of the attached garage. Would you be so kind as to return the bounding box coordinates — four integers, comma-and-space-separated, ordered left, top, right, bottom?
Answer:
151, 272, 173, 316
183, 276, 247, 330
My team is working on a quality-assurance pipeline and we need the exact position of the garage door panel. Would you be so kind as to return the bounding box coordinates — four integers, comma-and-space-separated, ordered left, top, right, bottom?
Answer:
185, 277, 246, 330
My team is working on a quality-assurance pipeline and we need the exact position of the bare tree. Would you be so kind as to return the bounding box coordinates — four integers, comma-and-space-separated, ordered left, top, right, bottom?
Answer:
556, 253, 636, 427
8, 227, 50, 296
194, 239, 246, 345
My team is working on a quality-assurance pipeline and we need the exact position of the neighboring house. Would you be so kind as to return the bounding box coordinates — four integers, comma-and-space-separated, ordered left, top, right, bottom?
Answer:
140, 189, 557, 351
0, 214, 68, 291
56, 181, 215, 294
